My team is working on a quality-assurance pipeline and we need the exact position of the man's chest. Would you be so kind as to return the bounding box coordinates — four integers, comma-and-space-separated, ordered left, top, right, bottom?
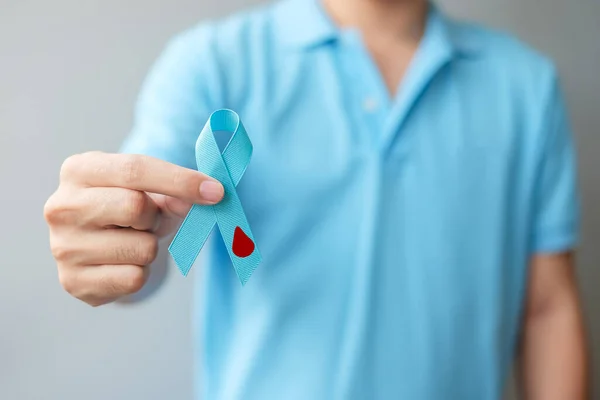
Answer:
236, 83, 527, 241
225, 47, 537, 240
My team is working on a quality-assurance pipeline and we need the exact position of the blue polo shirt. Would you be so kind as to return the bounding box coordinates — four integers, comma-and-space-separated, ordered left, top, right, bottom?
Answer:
121, 0, 579, 399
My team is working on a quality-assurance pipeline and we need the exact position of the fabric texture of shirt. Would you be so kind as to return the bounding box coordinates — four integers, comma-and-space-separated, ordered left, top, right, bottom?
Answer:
120, 0, 580, 399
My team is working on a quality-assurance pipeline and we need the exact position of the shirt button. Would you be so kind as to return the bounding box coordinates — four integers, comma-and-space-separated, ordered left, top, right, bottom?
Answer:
363, 97, 379, 113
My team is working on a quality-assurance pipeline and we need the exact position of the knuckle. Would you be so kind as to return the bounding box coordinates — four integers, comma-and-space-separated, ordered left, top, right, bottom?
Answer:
43, 195, 62, 225
112, 234, 158, 265
120, 155, 145, 185
97, 270, 121, 297
44, 192, 77, 226
122, 268, 146, 294
58, 269, 78, 296
139, 236, 159, 266
114, 244, 137, 263
124, 191, 146, 221
51, 242, 75, 262
59, 154, 81, 181
60, 152, 106, 184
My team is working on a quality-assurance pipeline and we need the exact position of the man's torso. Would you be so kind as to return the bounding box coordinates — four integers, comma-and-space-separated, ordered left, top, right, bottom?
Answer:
121, 1, 576, 398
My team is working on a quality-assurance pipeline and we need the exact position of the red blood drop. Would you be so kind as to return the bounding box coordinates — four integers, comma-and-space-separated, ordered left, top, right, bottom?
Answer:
232, 226, 255, 258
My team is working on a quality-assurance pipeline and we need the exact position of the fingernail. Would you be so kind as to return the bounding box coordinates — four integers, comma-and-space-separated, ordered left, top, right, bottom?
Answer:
199, 180, 224, 204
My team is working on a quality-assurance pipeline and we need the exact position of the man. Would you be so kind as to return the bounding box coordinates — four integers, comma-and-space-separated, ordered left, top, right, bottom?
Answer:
43, 0, 588, 398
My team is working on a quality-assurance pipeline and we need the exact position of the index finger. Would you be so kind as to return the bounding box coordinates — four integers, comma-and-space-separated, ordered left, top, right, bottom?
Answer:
65, 152, 224, 204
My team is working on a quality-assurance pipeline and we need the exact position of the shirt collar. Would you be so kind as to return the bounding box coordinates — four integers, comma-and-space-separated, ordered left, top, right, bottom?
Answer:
273, 0, 337, 48
274, 0, 481, 57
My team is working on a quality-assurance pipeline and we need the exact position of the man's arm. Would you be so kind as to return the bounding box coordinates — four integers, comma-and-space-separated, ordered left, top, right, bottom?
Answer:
518, 252, 589, 399
116, 24, 221, 302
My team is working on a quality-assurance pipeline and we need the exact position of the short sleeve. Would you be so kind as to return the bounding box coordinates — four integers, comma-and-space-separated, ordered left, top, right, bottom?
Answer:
531, 69, 580, 253
120, 24, 219, 169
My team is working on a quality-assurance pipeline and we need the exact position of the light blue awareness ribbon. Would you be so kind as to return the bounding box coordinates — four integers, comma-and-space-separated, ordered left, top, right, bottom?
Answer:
168, 109, 261, 285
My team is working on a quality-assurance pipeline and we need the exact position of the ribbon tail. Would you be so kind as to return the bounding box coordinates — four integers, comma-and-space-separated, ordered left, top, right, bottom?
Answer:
168, 204, 216, 276
233, 251, 261, 286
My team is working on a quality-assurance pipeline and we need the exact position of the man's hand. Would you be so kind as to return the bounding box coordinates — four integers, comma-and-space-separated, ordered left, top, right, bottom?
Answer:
519, 252, 589, 399
43, 152, 224, 306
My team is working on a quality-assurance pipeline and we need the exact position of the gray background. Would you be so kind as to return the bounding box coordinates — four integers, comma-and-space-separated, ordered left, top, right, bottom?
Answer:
0, 0, 598, 399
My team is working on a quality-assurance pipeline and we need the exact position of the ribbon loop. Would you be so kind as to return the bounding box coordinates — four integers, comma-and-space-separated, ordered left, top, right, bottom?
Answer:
169, 109, 261, 285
